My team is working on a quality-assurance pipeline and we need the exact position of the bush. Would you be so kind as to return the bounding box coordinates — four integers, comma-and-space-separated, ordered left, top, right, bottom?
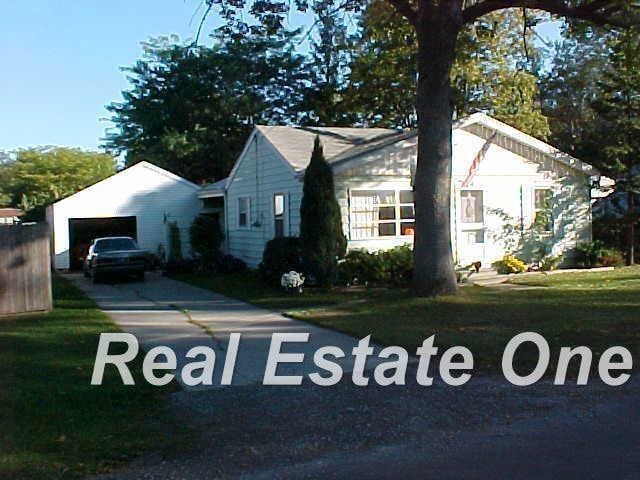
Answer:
338, 250, 384, 286
574, 241, 625, 268
599, 248, 625, 267
378, 245, 413, 286
539, 254, 563, 272
215, 254, 247, 274
337, 245, 413, 287
492, 254, 528, 274
190, 214, 223, 267
259, 237, 304, 286
164, 258, 196, 274
574, 241, 605, 268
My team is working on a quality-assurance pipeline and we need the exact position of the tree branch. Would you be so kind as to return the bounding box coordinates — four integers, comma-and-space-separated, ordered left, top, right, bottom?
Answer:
462, 0, 637, 26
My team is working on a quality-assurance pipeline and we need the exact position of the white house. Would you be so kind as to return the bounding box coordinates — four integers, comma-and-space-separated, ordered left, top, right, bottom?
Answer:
202, 113, 604, 268
47, 161, 201, 270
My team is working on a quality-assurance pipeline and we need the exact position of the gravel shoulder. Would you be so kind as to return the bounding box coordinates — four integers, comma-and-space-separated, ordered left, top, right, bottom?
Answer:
93, 368, 640, 480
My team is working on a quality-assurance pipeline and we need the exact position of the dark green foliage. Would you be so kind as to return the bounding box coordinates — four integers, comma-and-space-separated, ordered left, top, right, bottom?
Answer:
345, 1, 549, 137
338, 246, 413, 287
298, 3, 353, 126
164, 258, 197, 274
215, 254, 247, 274
299, 137, 347, 285
574, 241, 625, 268
338, 250, 385, 286
591, 29, 640, 263
380, 245, 414, 286
189, 214, 223, 267
259, 237, 304, 286
541, 25, 613, 162
105, 33, 307, 183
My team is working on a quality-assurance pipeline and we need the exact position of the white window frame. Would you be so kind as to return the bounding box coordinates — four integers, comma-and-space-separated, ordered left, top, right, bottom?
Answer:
533, 188, 554, 234
273, 192, 286, 238
237, 197, 251, 229
348, 188, 415, 240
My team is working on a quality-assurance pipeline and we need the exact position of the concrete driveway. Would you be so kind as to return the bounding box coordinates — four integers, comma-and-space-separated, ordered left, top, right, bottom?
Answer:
64, 272, 380, 388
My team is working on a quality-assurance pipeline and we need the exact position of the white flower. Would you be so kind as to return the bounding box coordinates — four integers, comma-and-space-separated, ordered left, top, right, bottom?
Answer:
281, 271, 305, 289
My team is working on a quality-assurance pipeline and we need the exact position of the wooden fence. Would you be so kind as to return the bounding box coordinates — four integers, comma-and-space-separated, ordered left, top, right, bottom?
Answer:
0, 224, 52, 315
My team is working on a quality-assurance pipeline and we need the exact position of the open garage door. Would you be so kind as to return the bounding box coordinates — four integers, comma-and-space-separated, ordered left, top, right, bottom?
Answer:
68, 216, 137, 270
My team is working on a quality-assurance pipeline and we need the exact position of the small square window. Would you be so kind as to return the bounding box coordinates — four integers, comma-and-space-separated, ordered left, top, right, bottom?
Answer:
400, 205, 414, 219
461, 191, 483, 223
379, 206, 396, 220
378, 223, 396, 236
401, 222, 415, 236
535, 189, 552, 210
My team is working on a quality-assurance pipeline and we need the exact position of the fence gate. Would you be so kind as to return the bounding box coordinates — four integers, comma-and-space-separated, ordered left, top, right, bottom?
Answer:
0, 224, 52, 315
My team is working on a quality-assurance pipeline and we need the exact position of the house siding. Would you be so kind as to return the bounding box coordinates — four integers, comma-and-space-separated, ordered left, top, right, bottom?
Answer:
225, 133, 303, 268
333, 137, 417, 253
48, 163, 201, 270
223, 123, 593, 269
451, 129, 591, 265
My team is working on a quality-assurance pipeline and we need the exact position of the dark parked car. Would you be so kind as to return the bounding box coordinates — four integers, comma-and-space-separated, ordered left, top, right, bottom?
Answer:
83, 237, 148, 283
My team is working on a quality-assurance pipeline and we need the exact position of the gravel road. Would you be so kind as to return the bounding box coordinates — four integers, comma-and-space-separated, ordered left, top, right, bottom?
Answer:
94, 367, 640, 479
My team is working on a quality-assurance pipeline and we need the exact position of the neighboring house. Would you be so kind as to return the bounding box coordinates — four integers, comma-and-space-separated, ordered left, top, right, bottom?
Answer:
203, 113, 606, 268
47, 161, 201, 270
0, 208, 24, 225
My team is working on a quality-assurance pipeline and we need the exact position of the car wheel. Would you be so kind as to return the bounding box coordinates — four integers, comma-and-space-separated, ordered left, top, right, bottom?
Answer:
136, 271, 145, 281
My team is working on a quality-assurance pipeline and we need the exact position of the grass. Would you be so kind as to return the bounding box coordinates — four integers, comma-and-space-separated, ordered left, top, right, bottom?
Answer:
0, 275, 179, 480
174, 267, 640, 374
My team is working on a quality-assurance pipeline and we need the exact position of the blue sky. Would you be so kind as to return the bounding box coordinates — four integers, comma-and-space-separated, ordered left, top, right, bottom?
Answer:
0, 2, 560, 153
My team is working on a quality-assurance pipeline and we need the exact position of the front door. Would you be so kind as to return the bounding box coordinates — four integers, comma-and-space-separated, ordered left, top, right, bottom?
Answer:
458, 190, 486, 266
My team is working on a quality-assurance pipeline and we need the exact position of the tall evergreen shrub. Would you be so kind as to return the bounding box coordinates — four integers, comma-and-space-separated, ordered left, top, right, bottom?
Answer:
299, 136, 347, 285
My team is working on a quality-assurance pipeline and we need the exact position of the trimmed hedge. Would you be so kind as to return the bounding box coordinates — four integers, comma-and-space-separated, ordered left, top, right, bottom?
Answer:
338, 245, 413, 287
259, 237, 304, 286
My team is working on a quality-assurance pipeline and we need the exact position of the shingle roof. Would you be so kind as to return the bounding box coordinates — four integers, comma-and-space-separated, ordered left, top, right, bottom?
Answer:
198, 177, 228, 198
256, 125, 401, 170
203, 114, 604, 196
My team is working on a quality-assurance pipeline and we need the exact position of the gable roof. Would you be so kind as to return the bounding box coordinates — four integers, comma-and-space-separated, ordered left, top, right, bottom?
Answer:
50, 161, 200, 207
455, 113, 599, 177
256, 114, 599, 177
255, 125, 400, 170
211, 114, 603, 195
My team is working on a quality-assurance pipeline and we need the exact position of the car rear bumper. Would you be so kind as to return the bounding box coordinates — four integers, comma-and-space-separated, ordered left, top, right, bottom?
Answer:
93, 263, 145, 275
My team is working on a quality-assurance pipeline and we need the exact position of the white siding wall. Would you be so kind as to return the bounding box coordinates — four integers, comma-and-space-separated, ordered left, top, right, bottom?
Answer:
333, 138, 417, 253
332, 130, 591, 265
451, 129, 591, 266
224, 128, 592, 269
226, 133, 303, 267
50, 163, 202, 269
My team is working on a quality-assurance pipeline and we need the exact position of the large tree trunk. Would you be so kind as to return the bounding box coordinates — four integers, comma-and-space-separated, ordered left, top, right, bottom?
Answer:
412, 8, 461, 296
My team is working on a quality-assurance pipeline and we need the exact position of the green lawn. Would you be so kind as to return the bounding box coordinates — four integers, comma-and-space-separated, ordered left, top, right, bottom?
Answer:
174, 267, 640, 374
0, 276, 179, 480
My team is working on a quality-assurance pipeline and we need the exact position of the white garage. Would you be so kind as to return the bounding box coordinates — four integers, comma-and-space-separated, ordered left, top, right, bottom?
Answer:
46, 161, 202, 270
